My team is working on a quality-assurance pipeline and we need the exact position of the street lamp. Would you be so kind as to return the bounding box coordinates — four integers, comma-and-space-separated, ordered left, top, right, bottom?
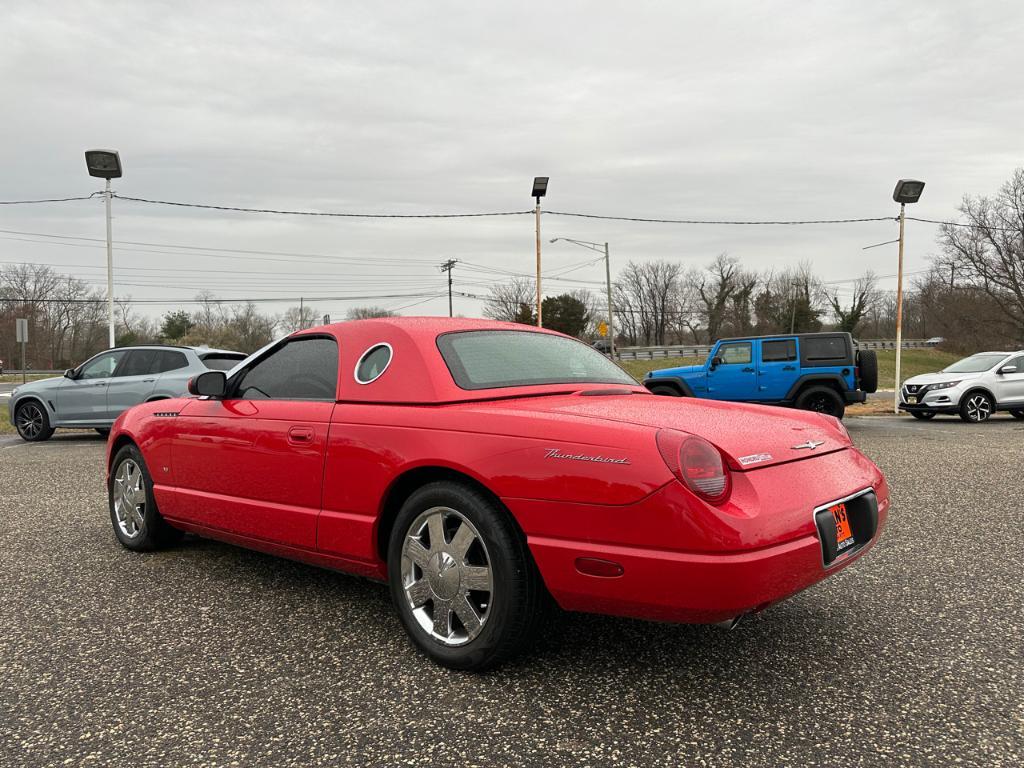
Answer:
892, 178, 925, 414
85, 149, 123, 349
550, 237, 615, 359
532, 177, 548, 327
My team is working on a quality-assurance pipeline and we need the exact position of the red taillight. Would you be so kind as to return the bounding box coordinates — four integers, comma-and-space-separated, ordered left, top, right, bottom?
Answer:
656, 431, 732, 504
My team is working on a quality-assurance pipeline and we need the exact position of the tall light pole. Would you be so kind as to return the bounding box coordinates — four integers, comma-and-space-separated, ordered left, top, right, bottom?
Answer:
550, 237, 615, 359
439, 259, 457, 317
532, 177, 548, 326
85, 150, 123, 349
891, 179, 926, 414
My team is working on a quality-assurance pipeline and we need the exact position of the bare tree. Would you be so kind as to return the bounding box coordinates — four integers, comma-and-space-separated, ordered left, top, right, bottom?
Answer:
614, 260, 682, 346
697, 254, 741, 343
482, 278, 536, 324
938, 168, 1024, 341
346, 306, 398, 320
827, 271, 879, 334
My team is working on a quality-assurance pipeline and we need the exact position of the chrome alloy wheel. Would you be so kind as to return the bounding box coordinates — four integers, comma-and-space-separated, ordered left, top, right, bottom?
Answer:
112, 459, 146, 539
965, 394, 992, 422
401, 506, 493, 646
16, 403, 45, 439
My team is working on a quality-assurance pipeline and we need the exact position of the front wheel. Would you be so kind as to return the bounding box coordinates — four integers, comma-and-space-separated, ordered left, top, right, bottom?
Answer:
15, 401, 54, 442
910, 410, 936, 420
959, 392, 994, 423
795, 385, 846, 420
108, 444, 183, 551
648, 384, 682, 397
387, 481, 546, 671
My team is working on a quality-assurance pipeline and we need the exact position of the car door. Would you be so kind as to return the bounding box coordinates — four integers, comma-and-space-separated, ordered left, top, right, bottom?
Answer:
705, 341, 758, 400
55, 350, 127, 423
171, 335, 339, 550
756, 338, 799, 401
105, 349, 160, 419
993, 354, 1024, 405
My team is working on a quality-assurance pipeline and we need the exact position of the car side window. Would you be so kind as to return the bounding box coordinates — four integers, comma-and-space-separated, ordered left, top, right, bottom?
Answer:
114, 350, 158, 377
1006, 355, 1024, 372
762, 339, 797, 363
78, 350, 127, 380
234, 337, 338, 401
718, 343, 752, 365
153, 350, 189, 374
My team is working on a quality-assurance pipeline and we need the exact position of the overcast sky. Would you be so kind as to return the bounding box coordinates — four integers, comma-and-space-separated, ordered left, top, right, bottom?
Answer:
2, 1, 1022, 321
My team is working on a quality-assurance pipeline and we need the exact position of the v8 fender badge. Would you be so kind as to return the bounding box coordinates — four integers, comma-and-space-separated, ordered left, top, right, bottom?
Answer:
544, 448, 631, 465
738, 453, 773, 466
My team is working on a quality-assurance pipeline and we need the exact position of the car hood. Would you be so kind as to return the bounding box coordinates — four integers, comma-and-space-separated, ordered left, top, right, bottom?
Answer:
649, 364, 703, 378
11, 376, 65, 395
903, 371, 980, 387
470, 392, 850, 470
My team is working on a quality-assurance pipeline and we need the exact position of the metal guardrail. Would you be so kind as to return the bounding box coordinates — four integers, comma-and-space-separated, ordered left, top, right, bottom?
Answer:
0, 370, 63, 376
615, 339, 936, 361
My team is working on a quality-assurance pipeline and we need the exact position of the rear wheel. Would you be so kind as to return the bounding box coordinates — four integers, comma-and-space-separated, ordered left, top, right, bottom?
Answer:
959, 391, 994, 423
387, 481, 545, 671
910, 410, 936, 420
1009, 409, 1024, 420
648, 384, 681, 397
15, 401, 54, 442
795, 385, 846, 419
108, 444, 183, 550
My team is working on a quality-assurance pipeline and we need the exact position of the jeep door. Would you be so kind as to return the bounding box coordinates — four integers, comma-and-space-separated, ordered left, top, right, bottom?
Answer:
706, 341, 758, 400
756, 338, 799, 401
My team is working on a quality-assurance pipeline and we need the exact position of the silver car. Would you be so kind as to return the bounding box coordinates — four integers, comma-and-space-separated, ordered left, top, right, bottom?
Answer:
898, 350, 1024, 422
9, 345, 247, 442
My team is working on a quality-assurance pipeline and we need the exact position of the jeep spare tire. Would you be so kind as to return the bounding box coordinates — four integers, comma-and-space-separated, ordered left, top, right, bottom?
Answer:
856, 349, 878, 393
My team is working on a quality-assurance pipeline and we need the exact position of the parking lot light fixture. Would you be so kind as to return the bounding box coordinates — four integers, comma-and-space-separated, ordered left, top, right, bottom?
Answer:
550, 237, 615, 359
532, 177, 548, 327
84, 149, 123, 349
892, 179, 925, 414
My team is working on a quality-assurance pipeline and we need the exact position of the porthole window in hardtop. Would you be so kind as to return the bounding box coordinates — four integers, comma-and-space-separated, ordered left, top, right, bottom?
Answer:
355, 343, 393, 384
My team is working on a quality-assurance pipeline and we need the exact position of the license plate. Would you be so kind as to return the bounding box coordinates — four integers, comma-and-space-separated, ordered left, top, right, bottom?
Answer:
830, 502, 855, 551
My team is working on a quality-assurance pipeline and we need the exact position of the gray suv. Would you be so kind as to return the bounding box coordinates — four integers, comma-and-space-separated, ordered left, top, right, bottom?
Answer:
899, 350, 1024, 422
9, 345, 247, 442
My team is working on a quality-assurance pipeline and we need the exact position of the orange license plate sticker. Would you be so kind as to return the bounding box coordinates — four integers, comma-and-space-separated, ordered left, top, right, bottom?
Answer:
830, 502, 853, 549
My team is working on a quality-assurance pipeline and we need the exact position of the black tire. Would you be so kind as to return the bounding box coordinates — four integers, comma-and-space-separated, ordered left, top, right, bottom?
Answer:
95, 428, 111, 438
14, 400, 55, 442
795, 385, 846, 419
910, 410, 936, 420
648, 384, 682, 397
387, 481, 545, 671
959, 391, 994, 423
1010, 409, 1024, 420
856, 350, 879, 393
108, 444, 184, 551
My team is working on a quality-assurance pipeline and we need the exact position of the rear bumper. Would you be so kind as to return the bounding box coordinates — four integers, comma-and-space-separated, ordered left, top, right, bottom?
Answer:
844, 390, 867, 404
528, 493, 887, 624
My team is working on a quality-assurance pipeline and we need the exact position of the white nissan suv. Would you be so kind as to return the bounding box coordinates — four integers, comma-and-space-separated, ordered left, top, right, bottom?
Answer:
899, 351, 1024, 422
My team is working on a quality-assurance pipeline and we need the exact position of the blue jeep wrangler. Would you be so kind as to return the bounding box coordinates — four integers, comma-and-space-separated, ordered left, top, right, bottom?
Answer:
643, 332, 878, 419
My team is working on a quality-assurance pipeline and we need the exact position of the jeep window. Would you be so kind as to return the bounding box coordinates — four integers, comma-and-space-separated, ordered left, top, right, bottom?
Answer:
801, 336, 847, 362
943, 353, 1011, 374
235, 337, 339, 400
438, 330, 636, 390
762, 339, 797, 362
718, 343, 752, 365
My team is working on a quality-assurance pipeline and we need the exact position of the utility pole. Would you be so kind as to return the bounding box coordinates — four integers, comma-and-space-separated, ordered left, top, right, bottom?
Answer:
531, 177, 549, 327
439, 259, 457, 317
893, 203, 906, 414
84, 150, 122, 350
299, 296, 304, 328
104, 178, 115, 349
603, 242, 615, 359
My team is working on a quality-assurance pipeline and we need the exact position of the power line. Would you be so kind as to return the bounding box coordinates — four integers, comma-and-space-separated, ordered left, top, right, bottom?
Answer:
0, 194, 99, 205
112, 194, 534, 219
543, 210, 896, 225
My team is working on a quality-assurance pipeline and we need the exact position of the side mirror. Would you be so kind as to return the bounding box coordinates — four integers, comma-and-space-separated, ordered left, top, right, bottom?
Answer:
64, 368, 76, 379
188, 371, 227, 397
999, 365, 1018, 374
710, 356, 723, 370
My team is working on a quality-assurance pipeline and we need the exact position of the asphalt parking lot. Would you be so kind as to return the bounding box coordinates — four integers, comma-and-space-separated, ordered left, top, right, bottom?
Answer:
1, 417, 1022, 767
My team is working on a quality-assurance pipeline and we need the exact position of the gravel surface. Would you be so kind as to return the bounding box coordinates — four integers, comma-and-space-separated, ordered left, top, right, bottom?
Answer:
1, 417, 1022, 767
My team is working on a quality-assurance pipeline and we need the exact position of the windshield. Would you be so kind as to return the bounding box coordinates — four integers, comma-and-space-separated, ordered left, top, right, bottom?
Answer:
438, 330, 637, 390
942, 353, 1008, 374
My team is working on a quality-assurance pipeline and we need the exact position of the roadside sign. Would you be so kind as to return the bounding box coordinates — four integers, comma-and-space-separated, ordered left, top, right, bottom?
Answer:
598, 321, 608, 337
323, 314, 331, 325
15, 318, 28, 343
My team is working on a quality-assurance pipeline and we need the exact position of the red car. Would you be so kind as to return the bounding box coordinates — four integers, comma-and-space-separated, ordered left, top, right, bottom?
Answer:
106, 318, 888, 670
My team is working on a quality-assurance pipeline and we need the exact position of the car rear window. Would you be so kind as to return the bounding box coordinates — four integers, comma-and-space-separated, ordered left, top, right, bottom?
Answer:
154, 350, 189, 373
201, 353, 247, 371
801, 336, 849, 364
437, 330, 636, 390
